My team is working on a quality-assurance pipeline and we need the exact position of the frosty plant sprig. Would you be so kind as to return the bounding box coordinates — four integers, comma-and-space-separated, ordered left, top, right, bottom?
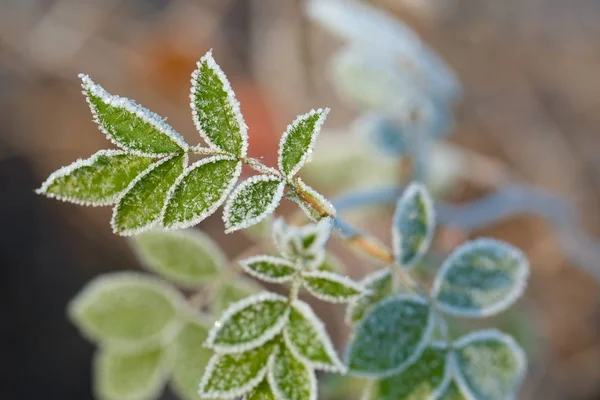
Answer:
41, 49, 531, 400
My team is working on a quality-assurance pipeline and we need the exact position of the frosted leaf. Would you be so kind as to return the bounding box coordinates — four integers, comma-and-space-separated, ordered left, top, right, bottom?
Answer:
293, 177, 336, 220
214, 277, 262, 314
272, 217, 333, 270
268, 343, 317, 400
453, 330, 527, 400
345, 269, 394, 325
68, 272, 183, 351
205, 292, 289, 353
111, 154, 187, 236
244, 378, 277, 400
392, 182, 436, 267
438, 380, 468, 400
169, 315, 214, 400
278, 108, 329, 179
199, 341, 275, 399
370, 343, 450, 400
80, 74, 188, 156
298, 216, 334, 253
284, 300, 346, 373
301, 271, 365, 303
190, 50, 248, 157
345, 294, 434, 377
239, 255, 298, 283
432, 239, 529, 318
162, 155, 241, 230
36, 150, 153, 206
316, 252, 346, 273
94, 347, 167, 400
130, 229, 225, 288
223, 175, 286, 233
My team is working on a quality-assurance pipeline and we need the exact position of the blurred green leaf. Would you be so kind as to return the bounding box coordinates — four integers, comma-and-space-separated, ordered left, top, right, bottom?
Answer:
269, 342, 316, 400
346, 269, 393, 325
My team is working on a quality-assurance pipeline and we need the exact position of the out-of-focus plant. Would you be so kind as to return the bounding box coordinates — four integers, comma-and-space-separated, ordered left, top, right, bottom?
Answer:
39, 49, 529, 400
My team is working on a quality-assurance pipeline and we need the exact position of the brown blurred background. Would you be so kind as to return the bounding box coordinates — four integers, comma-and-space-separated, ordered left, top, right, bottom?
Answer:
2, 0, 600, 399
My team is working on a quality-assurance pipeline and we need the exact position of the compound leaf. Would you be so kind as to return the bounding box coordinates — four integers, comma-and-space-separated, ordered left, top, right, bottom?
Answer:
162, 156, 241, 230
278, 108, 329, 179
345, 294, 433, 377
191, 50, 248, 157
205, 292, 289, 353
223, 175, 286, 233
37, 150, 153, 206
112, 154, 187, 235
130, 229, 225, 288
239, 255, 298, 283
268, 343, 317, 400
345, 269, 393, 325
432, 239, 529, 318
68, 272, 182, 351
392, 182, 435, 267
302, 271, 364, 303
81, 74, 188, 156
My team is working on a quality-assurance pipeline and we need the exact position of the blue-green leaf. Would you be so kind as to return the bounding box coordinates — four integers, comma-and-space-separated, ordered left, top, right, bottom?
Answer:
345, 269, 394, 325
432, 239, 529, 318
437, 380, 468, 400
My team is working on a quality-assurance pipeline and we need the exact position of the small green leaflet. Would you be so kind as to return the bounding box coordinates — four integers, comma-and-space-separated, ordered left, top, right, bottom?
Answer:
94, 347, 167, 400
345, 269, 393, 325
438, 381, 468, 400
432, 238, 529, 318
453, 330, 527, 400
371, 343, 450, 400
205, 292, 290, 353
214, 277, 262, 314
80, 74, 188, 156
244, 379, 277, 400
268, 343, 317, 400
68, 272, 183, 351
239, 255, 298, 283
284, 300, 346, 373
278, 108, 329, 179
130, 229, 225, 288
199, 342, 275, 399
169, 315, 214, 400
392, 182, 435, 267
112, 154, 187, 235
36, 150, 153, 206
345, 294, 434, 377
191, 50, 248, 157
223, 175, 286, 233
162, 156, 241, 230
301, 271, 364, 303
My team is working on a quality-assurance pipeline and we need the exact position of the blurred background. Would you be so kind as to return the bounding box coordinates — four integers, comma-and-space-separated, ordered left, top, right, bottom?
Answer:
2, 0, 600, 399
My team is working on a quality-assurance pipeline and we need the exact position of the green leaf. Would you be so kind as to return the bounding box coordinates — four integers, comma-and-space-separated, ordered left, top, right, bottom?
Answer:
199, 342, 275, 399
345, 294, 434, 377
244, 379, 277, 400
94, 347, 167, 400
284, 300, 346, 373
345, 269, 393, 325
392, 182, 435, 267
130, 229, 225, 288
214, 277, 262, 314
169, 315, 214, 400
278, 108, 329, 179
432, 238, 529, 318
205, 292, 290, 353
36, 150, 154, 206
81, 74, 188, 156
453, 330, 527, 400
112, 154, 187, 235
268, 343, 317, 400
68, 272, 183, 350
191, 50, 248, 157
162, 156, 241, 230
438, 381, 468, 400
223, 175, 286, 233
301, 271, 364, 303
371, 343, 450, 400
239, 255, 298, 283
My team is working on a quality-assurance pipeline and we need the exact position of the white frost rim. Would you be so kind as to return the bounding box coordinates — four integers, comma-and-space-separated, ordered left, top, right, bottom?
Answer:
301, 270, 366, 303
239, 255, 299, 283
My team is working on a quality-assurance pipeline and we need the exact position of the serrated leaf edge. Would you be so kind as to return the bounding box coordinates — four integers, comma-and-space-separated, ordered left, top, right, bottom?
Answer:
267, 345, 318, 400
301, 270, 366, 303
80, 74, 188, 156
161, 155, 242, 230
344, 268, 392, 325
204, 292, 290, 354
190, 50, 249, 158
278, 108, 330, 179
392, 182, 436, 267
239, 255, 299, 283
284, 300, 347, 373
431, 238, 530, 318
223, 175, 286, 234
